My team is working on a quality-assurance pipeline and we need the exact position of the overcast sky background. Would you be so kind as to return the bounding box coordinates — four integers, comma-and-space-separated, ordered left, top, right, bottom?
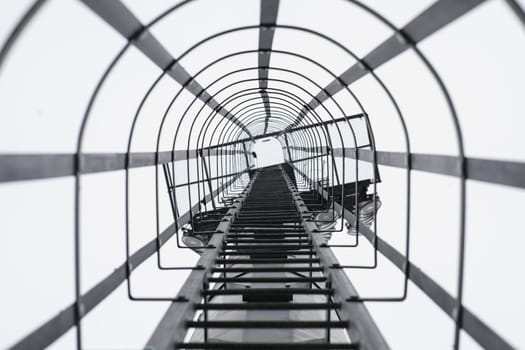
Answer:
1, 0, 525, 349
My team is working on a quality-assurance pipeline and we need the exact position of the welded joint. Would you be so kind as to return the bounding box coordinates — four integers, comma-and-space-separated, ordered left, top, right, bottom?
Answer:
131, 27, 149, 43
356, 60, 367, 71
77, 154, 85, 172
395, 30, 414, 47
77, 302, 85, 317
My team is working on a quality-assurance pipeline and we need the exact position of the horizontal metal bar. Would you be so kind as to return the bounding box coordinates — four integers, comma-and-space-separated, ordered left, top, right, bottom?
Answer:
332, 148, 525, 189
229, 227, 303, 231
220, 251, 315, 256
292, 164, 514, 349
287, 146, 328, 153
226, 236, 308, 240
211, 266, 321, 273
203, 288, 333, 296
174, 168, 249, 188
208, 277, 326, 284
186, 320, 348, 328
175, 342, 357, 349
235, 209, 300, 214
287, 113, 364, 133
0, 149, 245, 183
233, 218, 301, 223
225, 239, 310, 244
207, 276, 326, 283
194, 302, 340, 310
222, 247, 311, 252
205, 114, 362, 150
290, 153, 329, 164
8, 174, 242, 350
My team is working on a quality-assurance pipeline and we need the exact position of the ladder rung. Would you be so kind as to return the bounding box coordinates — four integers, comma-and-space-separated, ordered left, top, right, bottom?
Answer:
237, 214, 300, 219
229, 228, 304, 232
241, 207, 296, 209
230, 228, 304, 233
176, 342, 358, 349
232, 225, 301, 228
207, 276, 326, 283
222, 244, 312, 250
203, 288, 333, 296
236, 216, 299, 220
225, 239, 310, 244
186, 320, 348, 328
233, 219, 299, 223
220, 251, 315, 256
215, 258, 319, 264
194, 302, 341, 310
211, 267, 323, 273
239, 208, 298, 213
227, 233, 308, 238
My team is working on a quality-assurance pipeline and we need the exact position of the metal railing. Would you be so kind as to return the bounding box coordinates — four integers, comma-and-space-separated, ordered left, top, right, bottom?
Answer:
1, 0, 524, 349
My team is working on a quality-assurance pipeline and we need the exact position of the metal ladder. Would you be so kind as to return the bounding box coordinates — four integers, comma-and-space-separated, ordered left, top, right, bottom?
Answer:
176, 165, 358, 349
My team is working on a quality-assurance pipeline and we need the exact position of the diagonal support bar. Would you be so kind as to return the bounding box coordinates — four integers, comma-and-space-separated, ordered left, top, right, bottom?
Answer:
8, 173, 245, 350
206, 113, 363, 151
291, 163, 514, 349
146, 177, 255, 350
281, 166, 390, 350
285, 0, 486, 130
80, 0, 252, 136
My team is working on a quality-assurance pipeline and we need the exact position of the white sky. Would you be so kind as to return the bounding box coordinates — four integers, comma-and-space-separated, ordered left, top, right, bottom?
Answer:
1, 0, 525, 349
